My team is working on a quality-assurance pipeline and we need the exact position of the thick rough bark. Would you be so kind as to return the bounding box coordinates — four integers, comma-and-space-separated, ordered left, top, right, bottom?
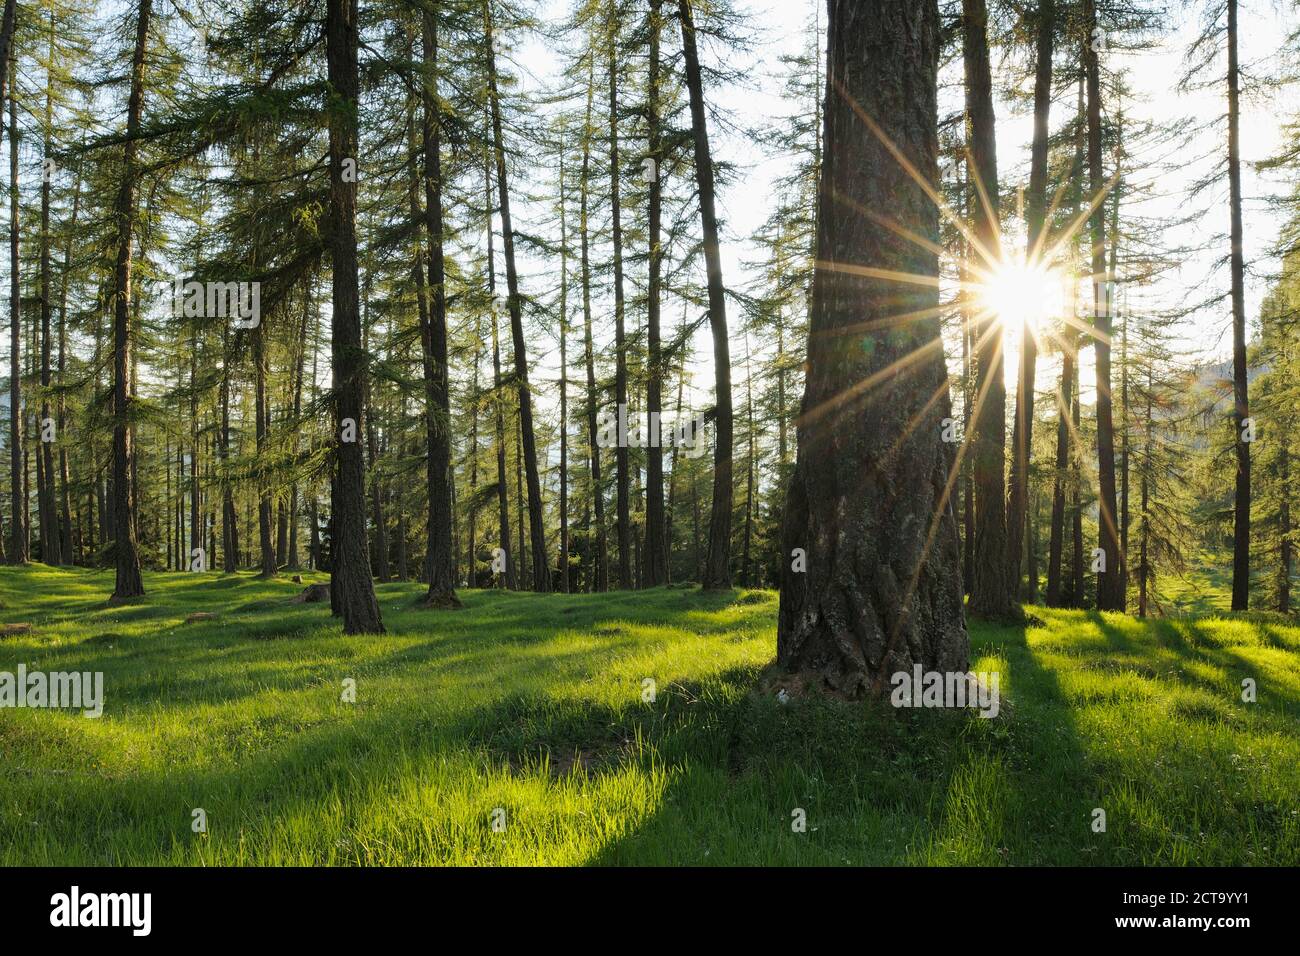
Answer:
420, 6, 460, 608
109, 0, 151, 599
325, 0, 383, 634
778, 0, 968, 698
1007, 0, 1053, 600
678, 0, 733, 590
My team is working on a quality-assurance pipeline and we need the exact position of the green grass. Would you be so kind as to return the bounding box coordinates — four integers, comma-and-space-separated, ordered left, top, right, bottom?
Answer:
1, 565, 1297, 865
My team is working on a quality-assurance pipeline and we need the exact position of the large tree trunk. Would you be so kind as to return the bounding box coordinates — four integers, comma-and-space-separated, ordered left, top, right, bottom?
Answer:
778, 0, 968, 697
644, 0, 668, 588
108, 1, 151, 599
1006, 0, 1053, 602
420, 6, 461, 607
325, 0, 383, 633
486, 0, 549, 592
1085, 0, 1124, 611
963, 0, 1014, 619
678, 0, 733, 590
1227, 0, 1250, 611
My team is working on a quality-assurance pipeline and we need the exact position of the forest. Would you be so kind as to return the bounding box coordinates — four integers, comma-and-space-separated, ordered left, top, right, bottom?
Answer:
0, 0, 1298, 870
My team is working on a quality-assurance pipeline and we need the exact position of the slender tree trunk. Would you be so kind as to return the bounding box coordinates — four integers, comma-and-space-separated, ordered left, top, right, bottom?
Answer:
1139, 368, 1152, 617
1114, 182, 1128, 580
778, 0, 967, 696
37, 21, 57, 564
678, 0, 733, 590
220, 323, 238, 571
254, 314, 276, 577
579, 71, 608, 591
287, 289, 310, 571
0, 0, 13, 562
487, 157, 515, 591
1085, 1, 1123, 611
108, 2, 151, 599
960, 162, 973, 595
742, 332, 755, 586
1007, 0, 1053, 601
420, 6, 460, 607
485, 0, 549, 592
607, 5, 633, 589
1279, 443, 1291, 613
467, 321, 480, 584
363, 295, 390, 583
190, 293, 201, 572
644, 0, 668, 587
516, 417, 526, 585
1070, 343, 1084, 607
558, 139, 571, 593
964, 0, 1014, 619
6, 59, 25, 564
57, 165, 80, 565
1227, 0, 1250, 611
1046, 331, 1075, 607
325, 0, 383, 633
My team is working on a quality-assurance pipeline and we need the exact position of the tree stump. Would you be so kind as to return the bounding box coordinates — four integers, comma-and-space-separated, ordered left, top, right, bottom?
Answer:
293, 583, 331, 604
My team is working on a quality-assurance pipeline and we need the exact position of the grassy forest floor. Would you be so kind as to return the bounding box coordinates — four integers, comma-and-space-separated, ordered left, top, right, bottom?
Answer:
1, 565, 1297, 865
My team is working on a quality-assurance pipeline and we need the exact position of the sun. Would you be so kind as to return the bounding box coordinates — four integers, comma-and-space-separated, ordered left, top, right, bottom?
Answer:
977, 254, 1065, 332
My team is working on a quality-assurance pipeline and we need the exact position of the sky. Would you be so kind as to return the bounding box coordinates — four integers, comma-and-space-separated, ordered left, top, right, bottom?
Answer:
8, 1, 1294, 442
507, 0, 1298, 425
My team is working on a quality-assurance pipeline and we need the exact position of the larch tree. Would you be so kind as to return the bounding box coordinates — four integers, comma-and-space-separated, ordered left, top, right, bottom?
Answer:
677, 0, 733, 590
777, 0, 968, 696
325, 0, 384, 633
